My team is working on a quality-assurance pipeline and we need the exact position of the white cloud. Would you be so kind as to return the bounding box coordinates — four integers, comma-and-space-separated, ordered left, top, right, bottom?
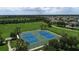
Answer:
0, 7, 79, 15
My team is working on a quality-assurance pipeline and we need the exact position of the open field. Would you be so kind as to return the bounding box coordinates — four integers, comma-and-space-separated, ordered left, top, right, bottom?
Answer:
0, 22, 45, 51
0, 22, 44, 38
0, 21, 79, 51
48, 25, 79, 39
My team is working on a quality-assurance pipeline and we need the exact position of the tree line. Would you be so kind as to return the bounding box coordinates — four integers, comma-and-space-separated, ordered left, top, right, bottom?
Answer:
0, 17, 45, 24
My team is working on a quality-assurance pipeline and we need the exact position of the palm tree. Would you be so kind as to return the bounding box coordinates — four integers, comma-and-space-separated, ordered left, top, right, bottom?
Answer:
40, 23, 47, 30
15, 26, 21, 35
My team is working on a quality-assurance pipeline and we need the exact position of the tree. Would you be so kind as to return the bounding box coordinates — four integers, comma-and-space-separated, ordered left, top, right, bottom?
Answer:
49, 39, 61, 50
59, 33, 69, 50
48, 22, 52, 27
15, 27, 21, 35
56, 21, 66, 27
0, 32, 4, 46
40, 23, 48, 30
68, 36, 79, 48
16, 39, 28, 51
10, 32, 17, 39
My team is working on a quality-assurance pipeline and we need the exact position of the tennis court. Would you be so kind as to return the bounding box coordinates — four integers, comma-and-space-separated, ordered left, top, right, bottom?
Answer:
20, 30, 57, 49
38, 30, 56, 40
20, 32, 38, 43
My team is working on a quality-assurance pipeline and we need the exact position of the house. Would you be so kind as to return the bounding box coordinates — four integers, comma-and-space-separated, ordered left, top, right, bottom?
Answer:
69, 22, 78, 27
66, 21, 79, 28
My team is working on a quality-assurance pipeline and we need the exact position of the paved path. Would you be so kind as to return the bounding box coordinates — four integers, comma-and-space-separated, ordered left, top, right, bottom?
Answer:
6, 37, 16, 51
7, 40, 12, 51
29, 45, 44, 51
5, 37, 13, 51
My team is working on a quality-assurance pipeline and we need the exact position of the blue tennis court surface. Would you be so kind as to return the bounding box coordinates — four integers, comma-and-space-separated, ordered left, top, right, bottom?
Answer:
20, 32, 38, 43
20, 30, 56, 45
38, 31, 56, 40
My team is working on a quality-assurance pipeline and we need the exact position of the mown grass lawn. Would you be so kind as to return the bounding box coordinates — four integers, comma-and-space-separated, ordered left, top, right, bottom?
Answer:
48, 25, 79, 39
0, 22, 45, 51
46, 25, 79, 51
0, 22, 47, 51
0, 22, 44, 38
0, 22, 79, 51
0, 45, 8, 51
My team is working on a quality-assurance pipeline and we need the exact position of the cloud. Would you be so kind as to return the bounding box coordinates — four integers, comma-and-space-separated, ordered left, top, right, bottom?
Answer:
0, 7, 79, 15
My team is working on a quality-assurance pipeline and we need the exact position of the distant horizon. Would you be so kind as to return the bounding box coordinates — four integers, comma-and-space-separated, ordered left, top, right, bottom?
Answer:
0, 14, 79, 16
0, 7, 79, 15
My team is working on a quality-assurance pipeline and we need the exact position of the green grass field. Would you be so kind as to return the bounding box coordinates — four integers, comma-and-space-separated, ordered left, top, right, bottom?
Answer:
0, 22, 44, 38
0, 22, 45, 51
48, 25, 79, 39
0, 44, 8, 51
0, 21, 79, 51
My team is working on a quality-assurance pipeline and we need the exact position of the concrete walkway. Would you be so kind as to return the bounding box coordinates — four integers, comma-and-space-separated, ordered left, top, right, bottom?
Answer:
5, 37, 13, 51
7, 40, 12, 51
29, 45, 44, 51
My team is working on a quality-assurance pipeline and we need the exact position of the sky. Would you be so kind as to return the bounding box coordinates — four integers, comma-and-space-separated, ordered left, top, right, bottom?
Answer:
0, 0, 79, 15
0, 0, 79, 7
0, 7, 79, 15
